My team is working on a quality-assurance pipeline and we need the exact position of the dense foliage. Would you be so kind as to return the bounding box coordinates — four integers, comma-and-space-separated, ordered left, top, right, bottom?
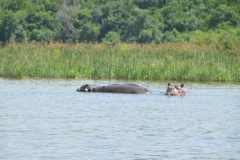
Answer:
0, 0, 240, 44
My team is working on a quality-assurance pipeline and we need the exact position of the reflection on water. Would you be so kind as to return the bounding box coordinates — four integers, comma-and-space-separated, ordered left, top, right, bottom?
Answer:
0, 78, 240, 159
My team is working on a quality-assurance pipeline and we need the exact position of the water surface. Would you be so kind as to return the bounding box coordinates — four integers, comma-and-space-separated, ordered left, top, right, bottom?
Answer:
0, 78, 240, 159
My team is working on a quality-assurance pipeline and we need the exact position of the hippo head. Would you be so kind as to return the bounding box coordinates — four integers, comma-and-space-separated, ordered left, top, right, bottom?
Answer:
77, 84, 90, 92
166, 83, 185, 96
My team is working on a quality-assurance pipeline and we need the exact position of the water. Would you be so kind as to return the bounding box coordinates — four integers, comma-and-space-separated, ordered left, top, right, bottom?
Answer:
0, 78, 240, 160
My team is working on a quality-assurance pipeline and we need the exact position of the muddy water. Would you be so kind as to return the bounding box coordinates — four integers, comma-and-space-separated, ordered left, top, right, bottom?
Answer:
0, 78, 239, 159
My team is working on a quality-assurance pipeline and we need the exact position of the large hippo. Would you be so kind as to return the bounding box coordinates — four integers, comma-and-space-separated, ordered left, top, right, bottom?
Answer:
166, 83, 186, 96
77, 84, 151, 94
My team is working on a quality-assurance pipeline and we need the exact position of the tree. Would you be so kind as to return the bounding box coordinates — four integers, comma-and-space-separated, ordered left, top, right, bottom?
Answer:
99, 0, 134, 41
138, 29, 153, 43
185, 11, 199, 31
74, 8, 100, 42
133, 0, 167, 9
0, 0, 239, 43
102, 31, 120, 45
162, 28, 179, 42
55, 1, 81, 42
78, 22, 100, 42
209, 4, 239, 29
0, 10, 17, 42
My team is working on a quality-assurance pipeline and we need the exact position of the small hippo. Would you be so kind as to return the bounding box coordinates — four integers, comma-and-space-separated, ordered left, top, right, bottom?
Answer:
166, 83, 186, 96
77, 84, 151, 94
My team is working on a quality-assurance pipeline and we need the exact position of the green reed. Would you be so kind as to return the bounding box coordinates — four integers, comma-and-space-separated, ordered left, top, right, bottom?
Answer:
0, 42, 239, 82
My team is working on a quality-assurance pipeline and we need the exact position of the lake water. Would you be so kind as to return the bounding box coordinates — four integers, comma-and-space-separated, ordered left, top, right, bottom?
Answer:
0, 78, 240, 160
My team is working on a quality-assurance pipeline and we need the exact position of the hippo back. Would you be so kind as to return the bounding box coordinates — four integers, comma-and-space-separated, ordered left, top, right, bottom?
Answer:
97, 84, 150, 94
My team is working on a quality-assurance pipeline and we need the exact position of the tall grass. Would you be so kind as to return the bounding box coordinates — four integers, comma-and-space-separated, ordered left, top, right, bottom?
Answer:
0, 42, 239, 82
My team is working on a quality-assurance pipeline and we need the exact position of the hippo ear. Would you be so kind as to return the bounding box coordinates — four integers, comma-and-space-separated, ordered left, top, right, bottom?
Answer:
181, 84, 184, 88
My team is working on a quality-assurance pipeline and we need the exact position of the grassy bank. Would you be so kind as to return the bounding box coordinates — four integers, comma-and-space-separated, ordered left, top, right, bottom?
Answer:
0, 42, 239, 82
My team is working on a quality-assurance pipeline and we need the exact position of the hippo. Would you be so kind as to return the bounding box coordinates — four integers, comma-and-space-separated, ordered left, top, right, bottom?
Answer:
166, 83, 186, 96
77, 84, 151, 94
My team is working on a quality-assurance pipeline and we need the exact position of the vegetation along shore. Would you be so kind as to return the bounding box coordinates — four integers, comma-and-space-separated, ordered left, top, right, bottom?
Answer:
0, 42, 239, 82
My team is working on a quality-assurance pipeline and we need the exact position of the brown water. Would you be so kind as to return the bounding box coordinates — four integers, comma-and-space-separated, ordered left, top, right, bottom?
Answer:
0, 78, 240, 159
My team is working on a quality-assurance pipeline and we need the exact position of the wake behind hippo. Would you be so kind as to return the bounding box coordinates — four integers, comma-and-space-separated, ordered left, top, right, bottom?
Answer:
77, 84, 151, 94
